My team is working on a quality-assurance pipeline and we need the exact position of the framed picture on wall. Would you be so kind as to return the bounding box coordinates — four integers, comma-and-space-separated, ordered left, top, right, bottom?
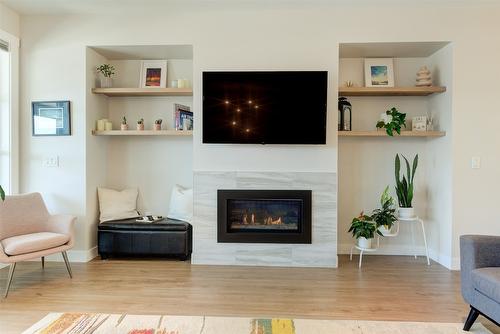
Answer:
140, 60, 167, 88
32, 100, 71, 136
364, 58, 395, 87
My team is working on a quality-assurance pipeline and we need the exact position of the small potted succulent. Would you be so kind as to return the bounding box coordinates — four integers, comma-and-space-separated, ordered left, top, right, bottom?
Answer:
121, 116, 128, 131
137, 118, 144, 131
348, 212, 381, 249
376, 107, 406, 136
372, 186, 397, 235
395, 153, 419, 218
96, 64, 115, 88
0, 185, 5, 201
154, 119, 162, 131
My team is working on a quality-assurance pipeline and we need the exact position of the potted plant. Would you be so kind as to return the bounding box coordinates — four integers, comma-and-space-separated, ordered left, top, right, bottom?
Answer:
121, 116, 128, 131
348, 212, 381, 249
96, 64, 115, 88
137, 118, 144, 131
0, 185, 4, 201
154, 119, 162, 131
395, 153, 419, 218
376, 107, 406, 136
372, 186, 397, 235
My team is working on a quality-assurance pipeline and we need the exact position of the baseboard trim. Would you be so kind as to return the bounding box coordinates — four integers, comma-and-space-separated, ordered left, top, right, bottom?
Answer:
339, 243, 460, 270
0, 247, 98, 266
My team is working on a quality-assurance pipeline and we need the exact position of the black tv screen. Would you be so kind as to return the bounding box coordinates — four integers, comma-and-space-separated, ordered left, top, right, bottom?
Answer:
202, 71, 328, 144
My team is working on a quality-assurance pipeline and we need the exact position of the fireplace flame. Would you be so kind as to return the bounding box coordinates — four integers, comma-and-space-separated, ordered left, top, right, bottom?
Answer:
242, 214, 283, 225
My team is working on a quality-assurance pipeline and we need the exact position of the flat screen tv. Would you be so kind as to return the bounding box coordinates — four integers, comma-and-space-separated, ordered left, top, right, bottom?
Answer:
202, 71, 328, 144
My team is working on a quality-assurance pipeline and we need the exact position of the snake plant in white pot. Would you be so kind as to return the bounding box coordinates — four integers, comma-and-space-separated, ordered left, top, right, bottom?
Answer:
395, 153, 418, 218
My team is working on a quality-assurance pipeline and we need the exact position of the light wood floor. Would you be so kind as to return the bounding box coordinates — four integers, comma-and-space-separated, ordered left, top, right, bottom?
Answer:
0, 255, 497, 333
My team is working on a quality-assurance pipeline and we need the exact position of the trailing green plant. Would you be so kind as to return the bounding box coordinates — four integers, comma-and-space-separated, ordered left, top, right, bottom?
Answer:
96, 64, 115, 78
122, 116, 127, 125
0, 185, 4, 201
348, 212, 382, 239
372, 186, 397, 230
395, 153, 419, 208
137, 118, 144, 125
376, 107, 406, 136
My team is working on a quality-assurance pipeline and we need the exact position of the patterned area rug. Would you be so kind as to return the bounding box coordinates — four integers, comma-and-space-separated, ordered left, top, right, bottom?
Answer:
22, 313, 491, 334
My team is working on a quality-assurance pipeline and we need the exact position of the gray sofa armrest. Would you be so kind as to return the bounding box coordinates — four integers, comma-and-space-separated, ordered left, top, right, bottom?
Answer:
460, 235, 500, 303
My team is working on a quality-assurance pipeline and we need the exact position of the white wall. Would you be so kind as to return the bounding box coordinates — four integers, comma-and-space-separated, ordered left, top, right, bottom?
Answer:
17, 3, 500, 267
0, 2, 19, 37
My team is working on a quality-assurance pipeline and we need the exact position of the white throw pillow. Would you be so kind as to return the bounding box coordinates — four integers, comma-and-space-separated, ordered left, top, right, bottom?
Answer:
98, 187, 140, 223
167, 184, 193, 223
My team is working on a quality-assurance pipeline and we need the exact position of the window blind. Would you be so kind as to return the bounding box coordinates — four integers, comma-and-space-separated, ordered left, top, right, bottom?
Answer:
0, 39, 8, 52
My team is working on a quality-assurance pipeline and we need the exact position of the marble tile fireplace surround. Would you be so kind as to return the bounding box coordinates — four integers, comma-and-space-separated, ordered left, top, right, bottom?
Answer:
193, 172, 337, 268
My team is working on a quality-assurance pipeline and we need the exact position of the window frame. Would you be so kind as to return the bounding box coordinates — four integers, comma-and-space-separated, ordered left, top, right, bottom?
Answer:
0, 29, 19, 195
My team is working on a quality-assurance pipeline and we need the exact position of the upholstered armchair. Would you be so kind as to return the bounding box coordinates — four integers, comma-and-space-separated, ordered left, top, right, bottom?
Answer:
0, 193, 75, 297
460, 235, 500, 331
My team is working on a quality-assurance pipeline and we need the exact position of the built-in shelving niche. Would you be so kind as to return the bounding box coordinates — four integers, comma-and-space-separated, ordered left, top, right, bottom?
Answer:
86, 44, 194, 221
337, 41, 453, 260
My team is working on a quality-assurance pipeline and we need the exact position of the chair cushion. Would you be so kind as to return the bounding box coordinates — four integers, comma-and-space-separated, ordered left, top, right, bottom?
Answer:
1, 232, 70, 256
471, 267, 500, 303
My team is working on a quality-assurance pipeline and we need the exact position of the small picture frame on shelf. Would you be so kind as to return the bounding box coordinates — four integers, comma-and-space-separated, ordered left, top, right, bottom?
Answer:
140, 60, 167, 88
32, 100, 71, 136
412, 116, 427, 132
364, 58, 394, 87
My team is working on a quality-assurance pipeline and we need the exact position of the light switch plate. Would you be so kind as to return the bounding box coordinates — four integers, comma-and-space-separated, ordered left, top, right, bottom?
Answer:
43, 156, 59, 167
471, 157, 481, 169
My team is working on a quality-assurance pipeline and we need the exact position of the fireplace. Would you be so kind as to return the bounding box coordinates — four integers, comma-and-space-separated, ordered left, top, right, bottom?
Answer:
217, 190, 312, 244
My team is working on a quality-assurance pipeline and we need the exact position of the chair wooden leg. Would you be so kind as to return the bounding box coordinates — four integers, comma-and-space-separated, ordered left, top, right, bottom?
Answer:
463, 307, 480, 331
61, 251, 73, 279
4, 263, 16, 298
41, 256, 45, 269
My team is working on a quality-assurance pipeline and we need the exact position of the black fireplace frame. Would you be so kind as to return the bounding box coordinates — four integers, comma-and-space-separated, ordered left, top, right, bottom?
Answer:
217, 189, 312, 244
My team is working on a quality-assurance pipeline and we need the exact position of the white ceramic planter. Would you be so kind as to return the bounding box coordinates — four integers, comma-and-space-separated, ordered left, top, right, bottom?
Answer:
357, 237, 372, 249
398, 207, 415, 219
120, 124, 128, 131
378, 225, 391, 236
154, 124, 161, 131
137, 124, 145, 131
100, 77, 113, 88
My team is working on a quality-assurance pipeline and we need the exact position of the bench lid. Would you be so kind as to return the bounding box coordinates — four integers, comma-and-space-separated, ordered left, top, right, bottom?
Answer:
98, 218, 191, 231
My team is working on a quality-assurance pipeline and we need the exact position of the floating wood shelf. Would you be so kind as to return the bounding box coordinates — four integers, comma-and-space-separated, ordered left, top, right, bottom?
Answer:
91, 87, 193, 97
338, 86, 446, 96
338, 131, 445, 137
92, 130, 193, 136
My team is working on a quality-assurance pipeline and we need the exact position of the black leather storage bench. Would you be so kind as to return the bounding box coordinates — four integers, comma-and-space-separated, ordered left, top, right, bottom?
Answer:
98, 218, 192, 260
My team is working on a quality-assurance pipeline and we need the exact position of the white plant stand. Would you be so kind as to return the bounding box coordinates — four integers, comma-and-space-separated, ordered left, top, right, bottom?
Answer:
350, 217, 430, 267
399, 216, 430, 266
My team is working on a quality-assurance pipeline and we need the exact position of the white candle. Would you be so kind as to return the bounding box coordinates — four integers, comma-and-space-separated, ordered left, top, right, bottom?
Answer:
105, 122, 113, 131
177, 79, 185, 88
97, 119, 105, 131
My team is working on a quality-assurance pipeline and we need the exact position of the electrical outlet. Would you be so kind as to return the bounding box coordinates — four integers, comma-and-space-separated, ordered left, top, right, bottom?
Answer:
43, 156, 59, 168
471, 157, 481, 169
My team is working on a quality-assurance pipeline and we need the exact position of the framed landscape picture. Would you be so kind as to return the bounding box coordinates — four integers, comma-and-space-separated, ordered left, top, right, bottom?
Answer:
364, 58, 394, 87
140, 60, 167, 88
32, 101, 71, 136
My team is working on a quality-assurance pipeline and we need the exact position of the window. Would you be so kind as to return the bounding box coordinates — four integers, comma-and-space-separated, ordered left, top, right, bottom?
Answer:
0, 31, 19, 195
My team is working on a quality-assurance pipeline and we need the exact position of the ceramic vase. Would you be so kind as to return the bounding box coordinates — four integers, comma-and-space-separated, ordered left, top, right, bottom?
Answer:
357, 237, 372, 249
100, 77, 113, 88
137, 124, 144, 131
398, 207, 415, 219
154, 124, 161, 131
120, 124, 128, 131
